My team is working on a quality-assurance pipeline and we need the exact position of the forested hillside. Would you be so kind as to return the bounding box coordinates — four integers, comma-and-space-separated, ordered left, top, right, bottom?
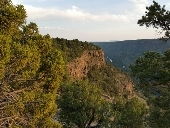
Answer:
1, 0, 170, 128
52, 37, 147, 127
52, 37, 134, 97
94, 39, 170, 71
53, 38, 101, 62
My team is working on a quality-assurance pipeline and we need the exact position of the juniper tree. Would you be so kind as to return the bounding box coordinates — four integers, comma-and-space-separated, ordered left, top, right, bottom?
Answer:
0, 0, 64, 127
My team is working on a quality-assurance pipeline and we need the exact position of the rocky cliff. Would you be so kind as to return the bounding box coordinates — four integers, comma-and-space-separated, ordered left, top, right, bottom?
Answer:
67, 49, 134, 97
67, 50, 105, 79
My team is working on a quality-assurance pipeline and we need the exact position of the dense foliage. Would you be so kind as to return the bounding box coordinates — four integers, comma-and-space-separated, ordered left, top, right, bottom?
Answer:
0, 0, 64, 127
130, 1, 170, 127
113, 97, 147, 128
130, 50, 170, 127
57, 80, 148, 128
138, 1, 170, 40
57, 81, 113, 128
53, 38, 101, 62
87, 63, 132, 97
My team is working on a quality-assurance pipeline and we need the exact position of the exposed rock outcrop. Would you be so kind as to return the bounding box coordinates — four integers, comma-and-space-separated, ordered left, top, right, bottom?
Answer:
67, 49, 134, 97
67, 50, 105, 79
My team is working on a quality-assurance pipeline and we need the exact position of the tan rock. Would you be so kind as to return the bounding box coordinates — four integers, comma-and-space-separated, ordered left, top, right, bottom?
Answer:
67, 50, 105, 79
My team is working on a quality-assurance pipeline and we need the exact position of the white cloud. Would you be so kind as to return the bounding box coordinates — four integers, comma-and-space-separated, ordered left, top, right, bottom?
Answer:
129, 0, 149, 4
72, 6, 77, 10
23, 5, 134, 23
40, 26, 70, 31
129, 0, 149, 13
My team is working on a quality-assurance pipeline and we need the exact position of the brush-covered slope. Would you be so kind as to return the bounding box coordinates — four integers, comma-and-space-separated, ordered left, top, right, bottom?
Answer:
53, 37, 149, 128
53, 37, 134, 97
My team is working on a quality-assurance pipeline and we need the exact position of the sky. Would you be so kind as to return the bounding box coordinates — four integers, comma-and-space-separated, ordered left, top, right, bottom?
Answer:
12, 0, 170, 42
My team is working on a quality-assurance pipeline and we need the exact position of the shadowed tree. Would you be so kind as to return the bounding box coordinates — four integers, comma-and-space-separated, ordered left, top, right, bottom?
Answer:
130, 1, 170, 127
138, 1, 170, 40
130, 50, 170, 127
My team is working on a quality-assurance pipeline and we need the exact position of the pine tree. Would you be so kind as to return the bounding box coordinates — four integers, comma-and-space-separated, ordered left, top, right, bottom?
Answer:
0, 0, 64, 127
138, 1, 170, 40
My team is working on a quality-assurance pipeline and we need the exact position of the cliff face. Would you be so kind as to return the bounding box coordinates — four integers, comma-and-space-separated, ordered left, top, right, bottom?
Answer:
116, 75, 134, 96
67, 49, 134, 97
67, 50, 105, 79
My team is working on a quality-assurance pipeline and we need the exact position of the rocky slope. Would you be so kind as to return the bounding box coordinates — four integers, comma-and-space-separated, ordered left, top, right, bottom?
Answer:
67, 50, 105, 79
67, 49, 134, 97
53, 37, 134, 97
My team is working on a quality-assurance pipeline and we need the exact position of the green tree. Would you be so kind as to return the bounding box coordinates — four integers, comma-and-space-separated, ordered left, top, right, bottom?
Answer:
134, 0, 170, 89
108, 95, 148, 128
57, 81, 114, 128
116, 97, 147, 128
0, 0, 27, 35
87, 64, 132, 97
130, 50, 170, 127
130, 51, 164, 88
138, 1, 170, 40
130, 1, 170, 127
0, 0, 64, 127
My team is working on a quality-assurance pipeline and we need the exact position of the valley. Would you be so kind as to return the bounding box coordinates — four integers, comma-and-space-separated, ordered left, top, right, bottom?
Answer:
93, 39, 170, 71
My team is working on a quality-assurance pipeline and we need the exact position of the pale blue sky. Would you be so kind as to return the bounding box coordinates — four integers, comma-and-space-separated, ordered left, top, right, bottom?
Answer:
12, 0, 170, 42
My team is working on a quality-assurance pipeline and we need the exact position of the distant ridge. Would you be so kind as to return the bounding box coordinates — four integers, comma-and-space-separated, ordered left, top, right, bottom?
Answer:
109, 40, 119, 42
93, 39, 170, 71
